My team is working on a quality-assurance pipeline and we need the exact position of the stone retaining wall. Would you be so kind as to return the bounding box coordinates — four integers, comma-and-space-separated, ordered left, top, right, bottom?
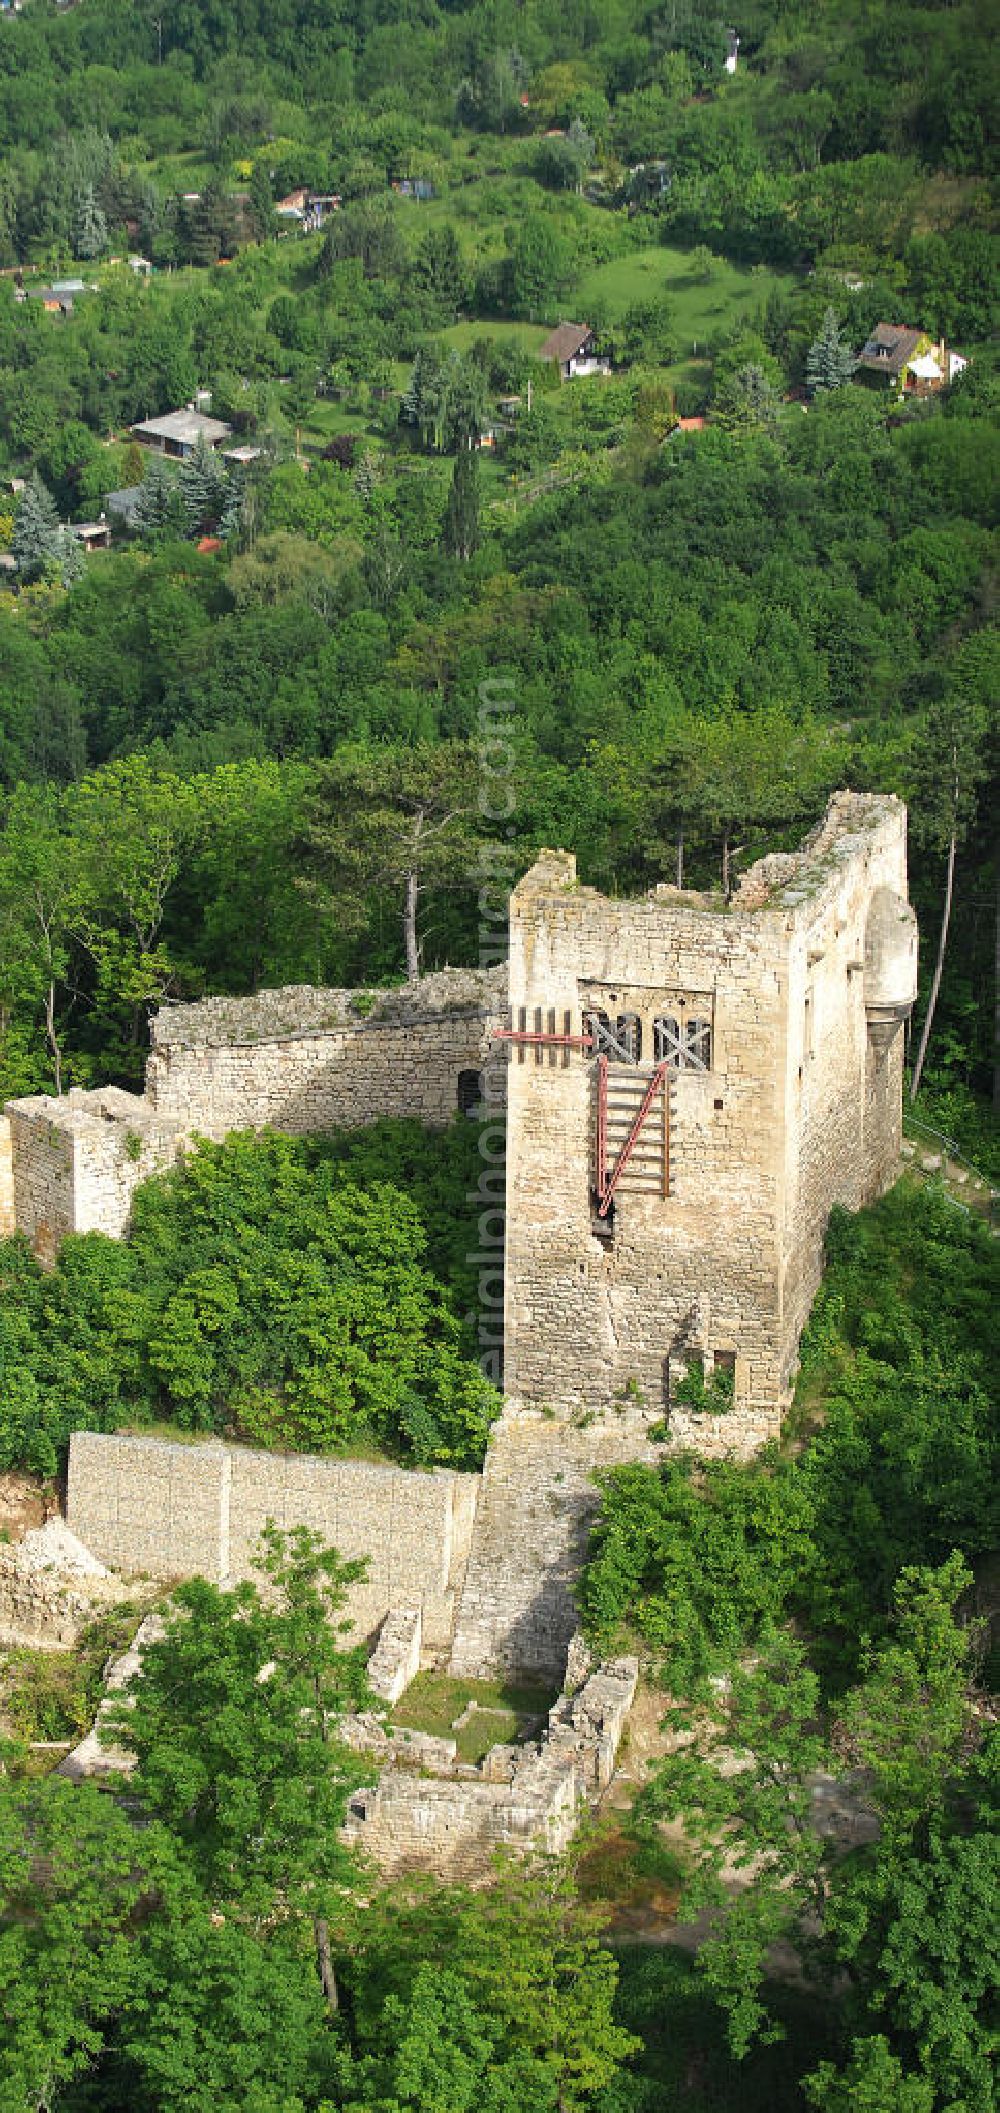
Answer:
67, 1431, 481, 1651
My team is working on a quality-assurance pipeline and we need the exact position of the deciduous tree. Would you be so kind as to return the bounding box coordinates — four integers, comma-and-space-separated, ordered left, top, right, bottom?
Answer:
300, 741, 482, 980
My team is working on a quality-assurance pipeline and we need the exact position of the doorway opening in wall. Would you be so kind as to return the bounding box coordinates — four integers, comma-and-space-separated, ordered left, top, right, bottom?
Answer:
591, 1196, 615, 1246
457, 1069, 483, 1116
667, 1351, 737, 1416
711, 1350, 737, 1405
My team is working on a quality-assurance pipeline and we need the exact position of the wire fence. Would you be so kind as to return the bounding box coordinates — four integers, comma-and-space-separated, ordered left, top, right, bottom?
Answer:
903, 1109, 998, 1220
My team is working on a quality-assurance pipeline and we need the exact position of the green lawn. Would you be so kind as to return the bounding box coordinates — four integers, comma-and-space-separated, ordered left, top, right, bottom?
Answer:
437, 319, 550, 356
574, 244, 795, 350
391, 1671, 555, 1765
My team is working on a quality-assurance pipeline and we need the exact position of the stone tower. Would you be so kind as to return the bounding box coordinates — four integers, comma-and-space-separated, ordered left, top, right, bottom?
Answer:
502, 792, 917, 1454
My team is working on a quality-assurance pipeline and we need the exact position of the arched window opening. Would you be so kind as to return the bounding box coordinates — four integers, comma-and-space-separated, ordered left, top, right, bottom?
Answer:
653, 1015, 712, 1071
584, 1008, 612, 1055
457, 1069, 482, 1117
617, 1013, 641, 1062
685, 1018, 712, 1070
585, 1011, 641, 1062
653, 1016, 682, 1066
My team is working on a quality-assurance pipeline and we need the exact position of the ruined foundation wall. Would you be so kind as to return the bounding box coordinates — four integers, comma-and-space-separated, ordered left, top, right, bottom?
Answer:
342, 1656, 638, 1880
66, 1431, 480, 1650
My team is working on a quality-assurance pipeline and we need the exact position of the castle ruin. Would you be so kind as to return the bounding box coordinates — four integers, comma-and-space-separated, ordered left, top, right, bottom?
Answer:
0, 792, 917, 1686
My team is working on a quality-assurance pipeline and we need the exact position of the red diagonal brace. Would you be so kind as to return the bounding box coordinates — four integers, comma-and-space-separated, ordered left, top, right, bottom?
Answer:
596, 1053, 608, 1198
597, 1061, 670, 1216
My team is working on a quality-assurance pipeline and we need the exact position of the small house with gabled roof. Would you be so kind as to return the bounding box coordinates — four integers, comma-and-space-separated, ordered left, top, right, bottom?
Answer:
131, 406, 233, 458
855, 323, 967, 394
538, 322, 610, 381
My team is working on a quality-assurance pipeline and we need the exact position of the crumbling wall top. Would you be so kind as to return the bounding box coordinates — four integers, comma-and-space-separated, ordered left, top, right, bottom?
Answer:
150, 964, 508, 1051
513, 791, 906, 925
4, 1085, 179, 1142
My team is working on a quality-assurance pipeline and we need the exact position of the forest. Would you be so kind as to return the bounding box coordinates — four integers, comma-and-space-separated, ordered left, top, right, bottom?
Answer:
0, 0, 997, 2106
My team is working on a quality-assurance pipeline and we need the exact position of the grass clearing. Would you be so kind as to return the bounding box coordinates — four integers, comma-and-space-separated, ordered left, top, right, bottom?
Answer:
438, 318, 550, 356
574, 245, 795, 348
390, 1670, 555, 1763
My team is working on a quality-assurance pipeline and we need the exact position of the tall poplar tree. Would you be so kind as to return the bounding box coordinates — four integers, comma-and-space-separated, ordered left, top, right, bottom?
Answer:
443, 444, 481, 561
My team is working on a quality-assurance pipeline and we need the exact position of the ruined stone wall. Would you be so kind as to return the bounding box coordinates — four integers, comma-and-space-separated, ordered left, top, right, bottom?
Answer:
503, 794, 914, 1440
3, 970, 506, 1260
5, 1090, 185, 1265
6, 1101, 80, 1265
66, 1431, 480, 1651
0, 1519, 132, 1650
0, 1552, 125, 1650
341, 1655, 638, 1879
778, 798, 915, 1367
0, 1115, 14, 1238
146, 969, 506, 1139
503, 858, 790, 1444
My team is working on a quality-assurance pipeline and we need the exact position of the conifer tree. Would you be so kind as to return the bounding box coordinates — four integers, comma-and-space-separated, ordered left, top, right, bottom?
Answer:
178, 435, 229, 535
72, 183, 108, 261
12, 473, 62, 582
132, 453, 185, 541
806, 307, 857, 395
55, 528, 85, 589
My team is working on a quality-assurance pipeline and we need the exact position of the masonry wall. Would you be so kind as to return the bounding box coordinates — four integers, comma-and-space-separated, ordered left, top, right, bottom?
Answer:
3, 968, 506, 1260
778, 800, 915, 1366
0, 1115, 15, 1238
66, 1431, 480, 1650
7, 1100, 84, 1265
503, 794, 914, 1440
5, 1090, 185, 1266
147, 970, 506, 1139
503, 863, 790, 1446
341, 1655, 638, 1879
